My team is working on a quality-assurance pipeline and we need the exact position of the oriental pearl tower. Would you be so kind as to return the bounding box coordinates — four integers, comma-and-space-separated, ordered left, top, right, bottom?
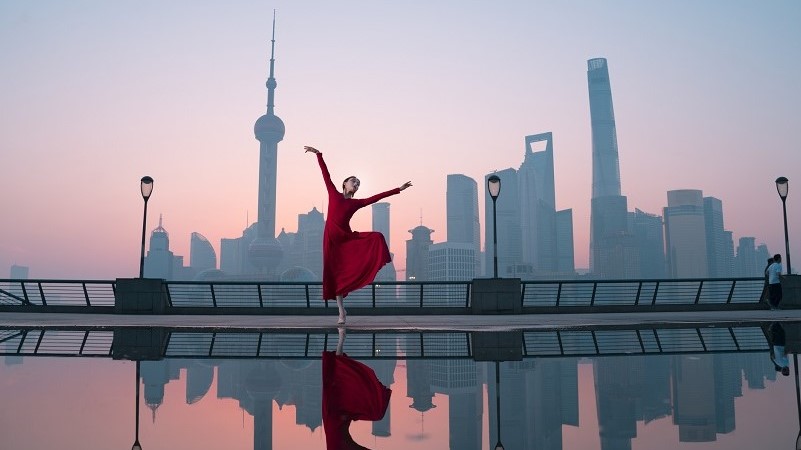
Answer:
249, 12, 285, 276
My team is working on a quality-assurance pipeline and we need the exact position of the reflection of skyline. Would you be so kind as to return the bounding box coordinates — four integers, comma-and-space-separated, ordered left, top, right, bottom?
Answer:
2, 331, 791, 449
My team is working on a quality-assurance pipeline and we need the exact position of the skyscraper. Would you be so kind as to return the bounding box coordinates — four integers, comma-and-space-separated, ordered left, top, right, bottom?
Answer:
405, 225, 434, 282
703, 197, 733, 278
372, 202, 397, 282
446, 174, 481, 275
143, 215, 176, 279
518, 133, 556, 273
248, 13, 285, 275
190, 232, 217, 272
628, 208, 666, 278
587, 58, 622, 199
587, 58, 631, 278
664, 189, 708, 278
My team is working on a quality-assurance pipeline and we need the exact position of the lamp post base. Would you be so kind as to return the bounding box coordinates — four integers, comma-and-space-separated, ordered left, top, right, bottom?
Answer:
114, 278, 168, 314
471, 278, 522, 314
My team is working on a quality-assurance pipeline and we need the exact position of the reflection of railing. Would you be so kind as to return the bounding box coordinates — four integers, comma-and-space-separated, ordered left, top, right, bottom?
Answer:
0, 324, 777, 359
0, 277, 766, 311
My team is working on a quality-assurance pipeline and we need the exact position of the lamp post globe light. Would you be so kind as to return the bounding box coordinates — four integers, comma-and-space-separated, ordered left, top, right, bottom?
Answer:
139, 176, 154, 278
776, 177, 792, 274
487, 175, 501, 278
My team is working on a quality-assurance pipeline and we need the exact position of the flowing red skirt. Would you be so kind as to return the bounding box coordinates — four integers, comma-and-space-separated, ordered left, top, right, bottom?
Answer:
322, 351, 392, 450
323, 231, 391, 300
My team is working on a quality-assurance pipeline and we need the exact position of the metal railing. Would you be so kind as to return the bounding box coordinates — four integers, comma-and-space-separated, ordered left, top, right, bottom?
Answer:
0, 323, 775, 359
0, 277, 766, 310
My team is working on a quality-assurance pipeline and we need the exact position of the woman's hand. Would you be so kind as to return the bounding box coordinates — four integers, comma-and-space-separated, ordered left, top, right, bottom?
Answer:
399, 181, 413, 191
304, 146, 320, 154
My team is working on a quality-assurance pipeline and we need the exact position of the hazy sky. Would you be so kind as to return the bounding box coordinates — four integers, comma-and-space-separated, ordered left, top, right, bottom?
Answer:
2, 1, 799, 278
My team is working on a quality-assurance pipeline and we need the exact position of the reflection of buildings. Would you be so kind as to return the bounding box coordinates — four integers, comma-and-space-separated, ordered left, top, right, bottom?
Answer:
488, 360, 578, 450
594, 356, 670, 450
591, 351, 767, 447
431, 357, 482, 449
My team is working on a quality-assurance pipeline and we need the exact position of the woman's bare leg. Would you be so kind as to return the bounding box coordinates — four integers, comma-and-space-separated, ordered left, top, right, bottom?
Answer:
336, 296, 347, 324
336, 326, 346, 355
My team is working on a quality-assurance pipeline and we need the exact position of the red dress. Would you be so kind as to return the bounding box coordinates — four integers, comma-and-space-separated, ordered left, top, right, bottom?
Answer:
322, 351, 392, 450
316, 153, 400, 300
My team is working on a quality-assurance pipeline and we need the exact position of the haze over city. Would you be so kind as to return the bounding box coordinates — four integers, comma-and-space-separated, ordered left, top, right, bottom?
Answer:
1, 1, 799, 279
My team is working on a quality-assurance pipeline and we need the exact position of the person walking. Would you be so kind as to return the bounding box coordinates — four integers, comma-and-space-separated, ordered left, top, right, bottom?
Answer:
305, 146, 412, 324
767, 254, 784, 309
762, 257, 774, 305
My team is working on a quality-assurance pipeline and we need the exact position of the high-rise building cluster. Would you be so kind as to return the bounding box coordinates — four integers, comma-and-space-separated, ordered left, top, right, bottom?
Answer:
137, 25, 771, 283
587, 58, 769, 279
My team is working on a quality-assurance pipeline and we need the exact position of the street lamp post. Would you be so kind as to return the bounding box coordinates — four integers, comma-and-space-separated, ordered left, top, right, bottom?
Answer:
494, 361, 504, 450
139, 176, 154, 278
487, 175, 501, 278
132, 360, 143, 450
776, 177, 791, 275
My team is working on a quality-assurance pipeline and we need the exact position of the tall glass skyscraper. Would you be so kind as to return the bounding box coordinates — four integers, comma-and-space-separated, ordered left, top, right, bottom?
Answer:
446, 174, 481, 275
588, 58, 631, 277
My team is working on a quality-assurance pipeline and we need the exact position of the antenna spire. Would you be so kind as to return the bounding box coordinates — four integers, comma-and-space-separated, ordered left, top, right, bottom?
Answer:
266, 10, 278, 114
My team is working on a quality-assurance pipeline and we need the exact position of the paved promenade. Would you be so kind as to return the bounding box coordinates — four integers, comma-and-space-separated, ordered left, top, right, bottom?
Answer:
2, 310, 801, 331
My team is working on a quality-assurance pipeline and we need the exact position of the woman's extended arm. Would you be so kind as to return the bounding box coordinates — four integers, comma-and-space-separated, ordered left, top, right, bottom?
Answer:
304, 146, 337, 195
355, 181, 412, 207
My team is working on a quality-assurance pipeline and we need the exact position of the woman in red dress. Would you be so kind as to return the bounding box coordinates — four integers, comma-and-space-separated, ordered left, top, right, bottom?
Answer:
322, 327, 392, 450
305, 146, 412, 324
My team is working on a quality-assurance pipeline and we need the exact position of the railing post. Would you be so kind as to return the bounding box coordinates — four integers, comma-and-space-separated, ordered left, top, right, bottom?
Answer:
694, 280, 704, 305
304, 284, 310, 308
634, 281, 642, 306
37, 282, 44, 306
556, 282, 563, 307
21, 283, 31, 305
651, 281, 660, 306
210, 283, 217, 307
82, 283, 91, 306
419, 284, 424, 308
372, 284, 376, 308
590, 282, 598, 306
258, 284, 264, 308
727, 280, 736, 304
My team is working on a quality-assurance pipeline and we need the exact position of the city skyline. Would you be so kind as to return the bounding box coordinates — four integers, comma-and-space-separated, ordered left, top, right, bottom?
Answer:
2, 1, 799, 278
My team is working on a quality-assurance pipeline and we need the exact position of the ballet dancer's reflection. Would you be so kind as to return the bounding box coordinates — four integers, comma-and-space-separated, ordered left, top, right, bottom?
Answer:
322, 328, 392, 449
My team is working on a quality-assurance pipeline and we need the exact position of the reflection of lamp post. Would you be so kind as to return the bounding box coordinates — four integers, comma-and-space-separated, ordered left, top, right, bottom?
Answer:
494, 361, 504, 450
776, 177, 792, 274
794, 354, 801, 450
132, 360, 143, 450
487, 175, 501, 278
139, 176, 154, 278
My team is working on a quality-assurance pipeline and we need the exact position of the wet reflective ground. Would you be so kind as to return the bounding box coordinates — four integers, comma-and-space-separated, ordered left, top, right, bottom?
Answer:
2, 321, 801, 450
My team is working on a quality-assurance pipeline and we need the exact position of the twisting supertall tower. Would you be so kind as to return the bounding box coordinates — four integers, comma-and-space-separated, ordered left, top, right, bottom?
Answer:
249, 11, 286, 274
588, 58, 622, 199
588, 58, 633, 277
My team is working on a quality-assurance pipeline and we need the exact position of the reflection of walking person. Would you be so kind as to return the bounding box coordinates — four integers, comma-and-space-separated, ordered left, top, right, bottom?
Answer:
305, 146, 412, 324
768, 254, 784, 310
768, 321, 790, 376
322, 328, 392, 449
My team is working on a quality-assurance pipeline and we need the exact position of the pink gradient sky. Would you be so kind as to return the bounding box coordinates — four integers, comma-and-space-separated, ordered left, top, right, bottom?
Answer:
1, 1, 799, 278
